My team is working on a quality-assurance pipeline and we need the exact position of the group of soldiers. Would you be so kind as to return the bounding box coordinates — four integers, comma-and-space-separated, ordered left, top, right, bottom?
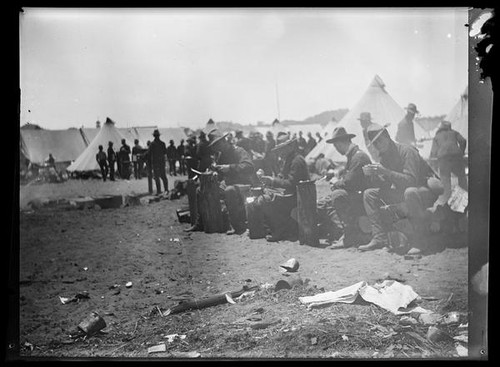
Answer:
180, 102, 468, 256
95, 138, 147, 182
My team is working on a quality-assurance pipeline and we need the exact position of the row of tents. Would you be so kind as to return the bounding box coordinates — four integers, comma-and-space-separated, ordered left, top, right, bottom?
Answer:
304, 75, 468, 163
20, 74, 468, 172
20, 121, 188, 172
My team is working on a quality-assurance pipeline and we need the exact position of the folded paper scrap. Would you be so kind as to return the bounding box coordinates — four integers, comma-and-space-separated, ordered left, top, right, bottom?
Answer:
298, 280, 431, 315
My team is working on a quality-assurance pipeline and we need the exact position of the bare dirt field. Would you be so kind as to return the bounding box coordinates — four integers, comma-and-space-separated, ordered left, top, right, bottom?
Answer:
17, 176, 468, 359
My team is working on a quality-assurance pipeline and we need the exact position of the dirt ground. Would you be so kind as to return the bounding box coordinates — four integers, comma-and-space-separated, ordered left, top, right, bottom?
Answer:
17, 176, 468, 359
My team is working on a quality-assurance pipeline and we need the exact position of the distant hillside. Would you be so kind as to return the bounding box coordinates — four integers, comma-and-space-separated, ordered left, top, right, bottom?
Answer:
281, 109, 349, 127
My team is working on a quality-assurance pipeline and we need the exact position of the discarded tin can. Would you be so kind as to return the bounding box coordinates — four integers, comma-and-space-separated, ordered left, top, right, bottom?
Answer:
279, 258, 299, 273
274, 275, 303, 291
78, 312, 106, 336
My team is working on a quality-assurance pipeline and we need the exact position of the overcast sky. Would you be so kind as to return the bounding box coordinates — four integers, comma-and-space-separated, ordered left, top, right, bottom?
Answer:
20, 7, 468, 130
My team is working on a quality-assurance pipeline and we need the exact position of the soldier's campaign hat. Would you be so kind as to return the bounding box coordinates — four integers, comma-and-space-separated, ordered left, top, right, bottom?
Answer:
405, 103, 419, 114
208, 129, 229, 148
326, 127, 356, 144
272, 132, 296, 153
357, 112, 373, 122
366, 123, 388, 145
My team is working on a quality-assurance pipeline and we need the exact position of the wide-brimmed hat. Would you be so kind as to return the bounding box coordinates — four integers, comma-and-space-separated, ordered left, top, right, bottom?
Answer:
405, 103, 419, 114
208, 129, 229, 148
153, 129, 161, 137
357, 112, 373, 122
366, 123, 388, 145
326, 127, 356, 144
272, 132, 296, 152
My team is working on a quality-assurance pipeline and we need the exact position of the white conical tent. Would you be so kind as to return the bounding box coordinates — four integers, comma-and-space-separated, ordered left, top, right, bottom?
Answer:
305, 118, 339, 160
67, 118, 126, 172
306, 75, 403, 163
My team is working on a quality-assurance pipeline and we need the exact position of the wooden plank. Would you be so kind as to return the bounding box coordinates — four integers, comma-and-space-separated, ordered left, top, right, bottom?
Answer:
296, 180, 319, 247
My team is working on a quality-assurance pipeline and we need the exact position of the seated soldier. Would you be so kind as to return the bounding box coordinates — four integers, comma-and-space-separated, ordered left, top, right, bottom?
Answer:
247, 132, 310, 242
359, 123, 442, 254
185, 129, 255, 235
317, 127, 372, 248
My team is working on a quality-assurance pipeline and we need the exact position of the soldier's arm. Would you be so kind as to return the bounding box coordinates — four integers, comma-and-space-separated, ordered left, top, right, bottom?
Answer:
228, 148, 254, 175
333, 153, 371, 191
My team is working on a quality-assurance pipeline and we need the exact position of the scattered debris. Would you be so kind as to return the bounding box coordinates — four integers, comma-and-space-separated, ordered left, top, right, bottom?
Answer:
59, 291, 90, 304
274, 276, 303, 291
300, 280, 431, 315
341, 335, 349, 341
148, 343, 166, 354
225, 293, 236, 304
261, 283, 274, 290
441, 312, 461, 325
417, 313, 441, 326
249, 318, 281, 330
109, 284, 120, 290
455, 343, 468, 357
399, 316, 418, 325
453, 334, 468, 343
165, 334, 186, 343
83, 267, 89, 271
163, 285, 259, 316
279, 258, 300, 273
78, 312, 106, 336
426, 326, 451, 343
311, 337, 318, 345
125, 282, 133, 288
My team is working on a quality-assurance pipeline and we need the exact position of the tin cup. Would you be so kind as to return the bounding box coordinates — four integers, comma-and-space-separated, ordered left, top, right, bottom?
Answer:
78, 311, 106, 336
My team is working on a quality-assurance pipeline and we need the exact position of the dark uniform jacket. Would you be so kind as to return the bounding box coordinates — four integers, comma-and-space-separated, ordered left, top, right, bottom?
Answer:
119, 144, 131, 162
107, 147, 116, 162
96, 151, 107, 163
395, 116, 416, 146
378, 141, 435, 192
149, 138, 167, 166
217, 145, 255, 186
196, 139, 212, 172
430, 123, 466, 159
332, 144, 371, 193
166, 145, 178, 160
270, 151, 310, 195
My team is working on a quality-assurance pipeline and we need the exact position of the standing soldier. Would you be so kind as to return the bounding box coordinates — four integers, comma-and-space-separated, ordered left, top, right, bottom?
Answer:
132, 139, 143, 180
396, 103, 419, 146
263, 131, 278, 176
149, 130, 169, 195
143, 140, 153, 194
429, 120, 468, 200
166, 140, 178, 176
119, 138, 131, 179
196, 131, 212, 172
107, 141, 116, 181
96, 145, 108, 182
177, 139, 186, 176
185, 135, 198, 179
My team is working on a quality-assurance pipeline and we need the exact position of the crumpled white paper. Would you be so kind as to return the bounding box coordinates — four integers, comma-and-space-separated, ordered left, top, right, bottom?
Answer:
299, 280, 431, 315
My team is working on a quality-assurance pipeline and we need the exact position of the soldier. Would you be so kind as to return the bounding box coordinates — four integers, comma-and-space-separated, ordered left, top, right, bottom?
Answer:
306, 132, 317, 156
149, 129, 169, 195
185, 129, 254, 235
166, 139, 178, 176
185, 135, 198, 179
317, 127, 372, 248
177, 139, 186, 176
263, 131, 278, 176
196, 131, 212, 172
297, 131, 307, 155
430, 120, 468, 201
119, 138, 131, 179
359, 123, 442, 254
107, 141, 116, 181
96, 145, 108, 182
395, 103, 419, 146
248, 132, 310, 242
132, 139, 143, 179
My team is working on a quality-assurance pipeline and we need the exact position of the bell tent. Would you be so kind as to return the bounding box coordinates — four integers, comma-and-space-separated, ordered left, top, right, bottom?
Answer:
306, 75, 405, 163
67, 118, 126, 172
